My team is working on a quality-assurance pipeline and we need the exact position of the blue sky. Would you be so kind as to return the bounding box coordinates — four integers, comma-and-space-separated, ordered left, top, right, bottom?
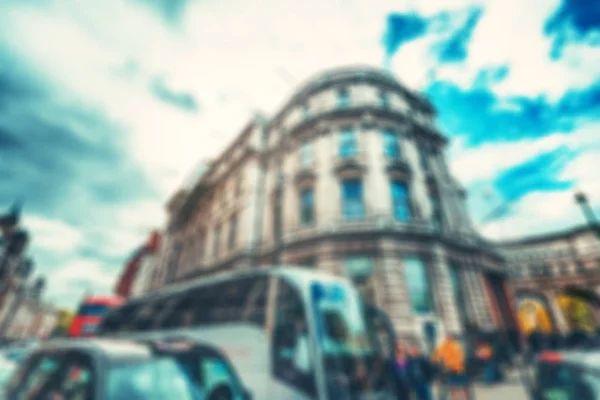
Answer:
0, 0, 598, 308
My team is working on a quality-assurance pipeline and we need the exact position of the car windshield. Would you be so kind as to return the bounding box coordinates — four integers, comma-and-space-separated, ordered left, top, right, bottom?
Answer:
107, 358, 207, 400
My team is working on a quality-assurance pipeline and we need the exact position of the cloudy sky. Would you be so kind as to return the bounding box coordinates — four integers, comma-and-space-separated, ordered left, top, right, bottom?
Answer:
0, 0, 598, 309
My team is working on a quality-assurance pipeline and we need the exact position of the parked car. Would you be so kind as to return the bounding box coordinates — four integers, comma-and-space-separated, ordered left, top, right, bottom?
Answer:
5, 337, 252, 399
534, 350, 600, 399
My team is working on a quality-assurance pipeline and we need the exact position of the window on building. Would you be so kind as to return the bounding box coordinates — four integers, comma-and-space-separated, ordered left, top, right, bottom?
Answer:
391, 180, 411, 222
299, 141, 313, 167
343, 256, 376, 304
382, 130, 400, 159
341, 179, 365, 220
403, 256, 432, 314
418, 146, 430, 171
430, 194, 444, 231
338, 128, 357, 159
449, 264, 468, 324
338, 87, 350, 108
378, 89, 389, 109
300, 189, 315, 226
297, 257, 316, 268
302, 102, 310, 119
228, 215, 237, 250
213, 225, 221, 258
559, 263, 569, 276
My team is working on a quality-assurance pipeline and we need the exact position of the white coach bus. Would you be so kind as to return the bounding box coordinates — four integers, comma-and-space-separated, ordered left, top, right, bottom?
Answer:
97, 267, 400, 400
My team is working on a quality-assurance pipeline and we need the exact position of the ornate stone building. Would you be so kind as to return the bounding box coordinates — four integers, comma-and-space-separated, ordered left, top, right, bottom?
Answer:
499, 223, 600, 334
150, 66, 516, 341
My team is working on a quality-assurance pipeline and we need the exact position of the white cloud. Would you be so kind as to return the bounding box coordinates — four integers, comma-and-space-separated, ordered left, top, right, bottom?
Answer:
46, 258, 117, 308
450, 123, 600, 186
434, 0, 600, 99
22, 215, 83, 254
464, 127, 600, 240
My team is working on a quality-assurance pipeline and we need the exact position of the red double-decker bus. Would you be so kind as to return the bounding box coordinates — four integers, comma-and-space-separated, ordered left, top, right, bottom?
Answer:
68, 296, 124, 338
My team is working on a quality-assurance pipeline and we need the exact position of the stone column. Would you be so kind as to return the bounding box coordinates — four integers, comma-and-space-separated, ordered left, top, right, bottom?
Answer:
464, 268, 495, 331
317, 243, 341, 276
429, 246, 462, 336
543, 290, 569, 333
379, 244, 413, 337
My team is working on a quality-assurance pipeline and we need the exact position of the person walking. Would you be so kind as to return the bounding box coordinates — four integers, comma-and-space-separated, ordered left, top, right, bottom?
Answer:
393, 341, 411, 399
475, 339, 496, 384
432, 333, 472, 400
407, 343, 434, 400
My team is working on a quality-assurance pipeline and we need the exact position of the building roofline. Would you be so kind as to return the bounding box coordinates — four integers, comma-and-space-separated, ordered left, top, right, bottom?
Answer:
497, 223, 599, 247
268, 65, 435, 129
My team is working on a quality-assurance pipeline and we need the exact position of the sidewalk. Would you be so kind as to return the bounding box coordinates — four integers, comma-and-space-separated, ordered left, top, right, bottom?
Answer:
473, 368, 529, 399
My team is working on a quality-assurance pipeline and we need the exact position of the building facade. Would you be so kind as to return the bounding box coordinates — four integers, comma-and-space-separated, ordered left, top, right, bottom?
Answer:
500, 223, 600, 335
115, 231, 162, 299
151, 66, 515, 341
0, 297, 58, 340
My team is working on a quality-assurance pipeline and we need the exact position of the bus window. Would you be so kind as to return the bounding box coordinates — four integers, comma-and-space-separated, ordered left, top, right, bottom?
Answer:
271, 279, 316, 397
103, 304, 139, 334
191, 277, 268, 328
132, 301, 167, 332
161, 291, 198, 329
78, 303, 110, 317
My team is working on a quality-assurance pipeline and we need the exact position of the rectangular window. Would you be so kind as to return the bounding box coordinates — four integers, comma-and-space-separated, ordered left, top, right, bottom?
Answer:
391, 181, 411, 222
300, 189, 314, 225
338, 88, 350, 108
418, 147, 430, 171
303, 103, 310, 119
299, 142, 313, 167
403, 256, 432, 314
383, 130, 399, 159
430, 195, 443, 231
213, 225, 221, 258
341, 179, 365, 220
338, 128, 357, 159
449, 264, 468, 323
378, 90, 389, 109
228, 215, 237, 250
343, 256, 376, 304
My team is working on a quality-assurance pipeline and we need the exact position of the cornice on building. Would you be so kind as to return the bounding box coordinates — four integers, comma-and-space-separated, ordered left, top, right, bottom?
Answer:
496, 222, 600, 248
268, 66, 435, 128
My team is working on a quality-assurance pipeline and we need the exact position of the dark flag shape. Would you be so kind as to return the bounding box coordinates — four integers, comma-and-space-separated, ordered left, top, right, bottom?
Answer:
0, 200, 23, 231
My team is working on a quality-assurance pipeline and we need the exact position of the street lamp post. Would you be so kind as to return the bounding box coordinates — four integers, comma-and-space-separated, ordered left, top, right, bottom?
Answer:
575, 192, 600, 237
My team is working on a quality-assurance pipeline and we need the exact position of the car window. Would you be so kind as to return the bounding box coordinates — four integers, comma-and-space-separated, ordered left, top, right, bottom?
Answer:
107, 358, 206, 400
48, 353, 95, 400
537, 362, 577, 400
7, 353, 64, 399
200, 356, 240, 397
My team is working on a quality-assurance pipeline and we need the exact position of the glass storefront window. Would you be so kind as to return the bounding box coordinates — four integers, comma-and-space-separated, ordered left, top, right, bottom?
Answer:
403, 257, 432, 314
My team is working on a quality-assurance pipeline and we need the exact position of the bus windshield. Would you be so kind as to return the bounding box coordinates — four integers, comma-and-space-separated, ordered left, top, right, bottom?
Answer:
311, 282, 391, 399
78, 303, 110, 317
